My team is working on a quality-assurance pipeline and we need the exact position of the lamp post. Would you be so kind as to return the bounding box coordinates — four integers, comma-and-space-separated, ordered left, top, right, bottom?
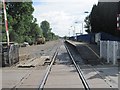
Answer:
68, 29, 71, 37
74, 11, 90, 35
75, 21, 83, 35
71, 26, 76, 36
70, 26, 77, 40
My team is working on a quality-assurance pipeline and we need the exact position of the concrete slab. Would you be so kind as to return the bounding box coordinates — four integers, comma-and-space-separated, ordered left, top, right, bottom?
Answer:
81, 65, 118, 88
17, 56, 49, 67
16, 70, 46, 88
96, 66, 118, 88
2, 69, 30, 88
2, 65, 47, 89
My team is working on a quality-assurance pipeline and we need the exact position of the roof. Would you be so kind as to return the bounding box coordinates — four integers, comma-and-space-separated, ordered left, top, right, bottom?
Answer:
99, 0, 120, 2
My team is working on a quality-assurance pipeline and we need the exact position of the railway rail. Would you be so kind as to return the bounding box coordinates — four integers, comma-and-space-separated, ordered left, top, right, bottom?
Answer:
38, 47, 59, 89
2, 40, 118, 89
65, 44, 90, 90
65, 40, 118, 89
38, 41, 90, 90
2, 41, 60, 89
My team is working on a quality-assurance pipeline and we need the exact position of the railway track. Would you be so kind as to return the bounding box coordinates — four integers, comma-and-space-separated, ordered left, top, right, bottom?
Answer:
65, 40, 118, 89
38, 47, 59, 89
38, 41, 90, 90
2, 40, 118, 89
65, 43, 90, 90
2, 41, 60, 90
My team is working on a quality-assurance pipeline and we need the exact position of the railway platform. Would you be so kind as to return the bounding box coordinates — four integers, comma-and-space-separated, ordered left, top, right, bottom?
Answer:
66, 40, 119, 89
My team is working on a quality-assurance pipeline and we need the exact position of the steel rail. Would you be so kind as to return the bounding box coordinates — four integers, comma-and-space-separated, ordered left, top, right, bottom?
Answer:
65, 43, 90, 90
38, 47, 59, 90
65, 41, 115, 89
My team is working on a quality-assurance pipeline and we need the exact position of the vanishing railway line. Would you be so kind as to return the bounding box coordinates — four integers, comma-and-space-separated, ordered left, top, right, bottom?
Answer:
38, 41, 90, 90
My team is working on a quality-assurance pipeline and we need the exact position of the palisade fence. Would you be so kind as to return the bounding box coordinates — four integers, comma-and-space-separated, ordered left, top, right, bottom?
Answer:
100, 41, 120, 65
2, 44, 19, 67
0, 44, 2, 67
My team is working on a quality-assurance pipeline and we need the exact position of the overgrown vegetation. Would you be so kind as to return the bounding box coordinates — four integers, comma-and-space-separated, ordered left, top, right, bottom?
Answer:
84, 15, 91, 33
2, 1, 58, 44
40, 20, 59, 41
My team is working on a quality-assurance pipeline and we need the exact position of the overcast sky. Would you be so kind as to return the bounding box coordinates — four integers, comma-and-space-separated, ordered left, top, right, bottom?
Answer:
32, 0, 98, 37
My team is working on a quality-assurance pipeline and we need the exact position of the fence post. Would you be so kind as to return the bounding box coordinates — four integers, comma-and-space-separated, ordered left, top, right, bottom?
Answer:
113, 41, 116, 65
116, 42, 119, 59
107, 41, 110, 63
100, 40, 102, 59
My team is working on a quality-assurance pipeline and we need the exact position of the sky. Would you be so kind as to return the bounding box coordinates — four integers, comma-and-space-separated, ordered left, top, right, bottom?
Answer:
32, 0, 98, 37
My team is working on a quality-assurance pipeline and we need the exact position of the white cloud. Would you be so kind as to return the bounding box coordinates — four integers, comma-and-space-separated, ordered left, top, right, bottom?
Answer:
32, 0, 98, 37
34, 11, 75, 36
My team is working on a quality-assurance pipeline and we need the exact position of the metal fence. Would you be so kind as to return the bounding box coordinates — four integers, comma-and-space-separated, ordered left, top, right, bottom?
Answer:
2, 44, 19, 67
0, 44, 2, 67
100, 41, 120, 65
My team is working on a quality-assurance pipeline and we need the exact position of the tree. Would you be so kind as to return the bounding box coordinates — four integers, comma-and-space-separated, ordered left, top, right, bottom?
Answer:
5, 2, 34, 43
40, 20, 51, 39
2, 1, 43, 43
90, 4, 100, 33
84, 15, 91, 33
40, 20, 59, 41
30, 18, 43, 41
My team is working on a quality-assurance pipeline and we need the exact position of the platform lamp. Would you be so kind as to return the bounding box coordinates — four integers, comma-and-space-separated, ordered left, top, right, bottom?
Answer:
117, 14, 120, 30
74, 21, 83, 35
74, 11, 90, 35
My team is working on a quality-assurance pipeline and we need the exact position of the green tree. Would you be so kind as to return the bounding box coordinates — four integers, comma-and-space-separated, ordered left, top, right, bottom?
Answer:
84, 15, 91, 33
90, 4, 100, 33
6, 2, 34, 43
30, 18, 43, 42
2, 1, 43, 44
40, 20, 51, 40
